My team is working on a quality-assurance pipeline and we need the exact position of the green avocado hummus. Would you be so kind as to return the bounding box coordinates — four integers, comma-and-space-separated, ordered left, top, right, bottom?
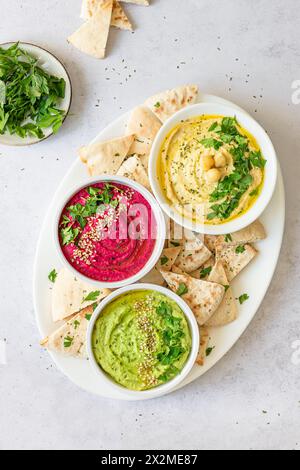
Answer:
92, 290, 192, 391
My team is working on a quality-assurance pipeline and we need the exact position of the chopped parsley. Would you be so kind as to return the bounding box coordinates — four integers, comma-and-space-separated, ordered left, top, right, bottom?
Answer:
200, 137, 223, 151
176, 283, 188, 296
63, 336, 74, 348
74, 320, 80, 329
82, 291, 100, 303
48, 269, 57, 283
235, 245, 246, 254
206, 346, 215, 357
200, 266, 212, 279
85, 314, 92, 321
160, 256, 169, 266
224, 234, 233, 243
154, 102, 161, 108
239, 293, 249, 305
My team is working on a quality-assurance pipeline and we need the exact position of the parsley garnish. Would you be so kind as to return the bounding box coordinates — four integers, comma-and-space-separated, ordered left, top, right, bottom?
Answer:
176, 283, 188, 296
154, 102, 161, 108
48, 269, 57, 283
64, 336, 74, 348
239, 293, 249, 305
82, 291, 100, 303
201, 138, 223, 150
85, 314, 92, 321
206, 346, 215, 357
236, 245, 246, 254
74, 320, 80, 329
160, 256, 169, 266
60, 226, 80, 246
225, 234, 233, 243
200, 266, 212, 279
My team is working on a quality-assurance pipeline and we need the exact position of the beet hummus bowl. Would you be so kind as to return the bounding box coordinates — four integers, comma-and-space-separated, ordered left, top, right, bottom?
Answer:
54, 176, 166, 289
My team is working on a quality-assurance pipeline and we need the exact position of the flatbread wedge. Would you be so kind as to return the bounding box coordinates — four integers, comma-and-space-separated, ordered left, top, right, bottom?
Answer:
156, 247, 182, 272
52, 268, 111, 322
190, 256, 215, 280
126, 106, 162, 156
145, 85, 198, 122
120, 0, 149, 5
160, 271, 225, 326
79, 134, 134, 176
216, 244, 258, 282
40, 305, 94, 358
81, 0, 133, 31
174, 231, 212, 273
206, 261, 238, 327
117, 155, 151, 190
68, 0, 113, 59
215, 220, 266, 248
196, 327, 210, 366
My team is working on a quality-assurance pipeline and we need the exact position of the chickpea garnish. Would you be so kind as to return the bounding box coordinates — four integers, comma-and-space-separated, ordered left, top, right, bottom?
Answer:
201, 154, 215, 171
214, 153, 227, 168
206, 168, 221, 183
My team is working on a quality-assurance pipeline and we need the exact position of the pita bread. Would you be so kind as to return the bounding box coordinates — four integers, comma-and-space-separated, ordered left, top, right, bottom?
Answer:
204, 235, 217, 253
140, 267, 166, 286
81, 0, 133, 31
156, 247, 181, 272
174, 231, 212, 273
206, 262, 238, 327
216, 244, 257, 282
120, 0, 149, 4
68, 0, 113, 59
40, 305, 93, 358
52, 268, 111, 322
196, 327, 209, 366
160, 271, 225, 326
145, 85, 198, 122
79, 134, 134, 176
117, 155, 151, 190
111, 1, 133, 30
167, 220, 185, 248
215, 220, 266, 248
127, 106, 162, 155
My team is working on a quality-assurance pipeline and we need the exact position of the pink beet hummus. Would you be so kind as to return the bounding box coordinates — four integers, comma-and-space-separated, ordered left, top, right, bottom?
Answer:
58, 182, 157, 282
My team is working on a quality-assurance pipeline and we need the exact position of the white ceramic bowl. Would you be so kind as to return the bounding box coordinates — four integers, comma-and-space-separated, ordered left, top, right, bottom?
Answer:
87, 284, 199, 400
149, 102, 278, 235
0, 42, 72, 146
53, 176, 166, 289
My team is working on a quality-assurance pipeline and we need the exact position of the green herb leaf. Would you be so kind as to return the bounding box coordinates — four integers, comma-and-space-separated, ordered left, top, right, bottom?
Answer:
160, 256, 169, 266
176, 283, 188, 296
201, 138, 223, 150
48, 269, 58, 283
224, 234, 233, 243
82, 291, 100, 303
85, 314, 92, 321
206, 346, 215, 357
236, 245, 246, 254
64, 336, 73, 348
74, 320, 80, 330
200, 266, 212, 279
239, 293, 249, 305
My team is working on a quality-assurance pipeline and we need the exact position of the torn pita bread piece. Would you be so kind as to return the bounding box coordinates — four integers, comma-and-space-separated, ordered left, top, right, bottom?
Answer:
40, 305, 93, 358
215, 220, 267, 248
120, 0, 149, 5
174, 231, 212, 273
68, 0, 113, 59
196, 327, 210, 366
117, 155, 151, 190
216, 244, 258, 282
156, 247, 181, 272
145, 85, 198, 122
52, 268, 111, 322
206, 261, 238, 327
79, 134, 134, 176
127, 106, 162, 156
81, 0, 133, 31
160, 271, 225, 326
167, 220, 185, 248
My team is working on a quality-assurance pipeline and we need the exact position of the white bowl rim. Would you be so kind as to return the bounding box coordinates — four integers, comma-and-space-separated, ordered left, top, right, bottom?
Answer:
87, 283, 200, 399
149, 101, 278, 235
0, 41, 72, 147
53, 175, 167, 289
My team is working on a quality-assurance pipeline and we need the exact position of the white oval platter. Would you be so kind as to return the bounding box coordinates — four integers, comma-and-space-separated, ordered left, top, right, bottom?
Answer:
33, 93, 285, 400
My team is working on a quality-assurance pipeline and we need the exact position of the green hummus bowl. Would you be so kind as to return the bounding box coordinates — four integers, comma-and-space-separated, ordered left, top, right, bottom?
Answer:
87, 284, 199, 398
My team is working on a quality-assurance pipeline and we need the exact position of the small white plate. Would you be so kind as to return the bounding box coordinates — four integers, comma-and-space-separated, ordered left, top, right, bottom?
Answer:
0, 42, 72, 146
33, 93, 285, 400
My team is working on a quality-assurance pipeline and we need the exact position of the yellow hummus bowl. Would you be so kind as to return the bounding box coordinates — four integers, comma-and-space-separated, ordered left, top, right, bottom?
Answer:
149, 102, 278, 235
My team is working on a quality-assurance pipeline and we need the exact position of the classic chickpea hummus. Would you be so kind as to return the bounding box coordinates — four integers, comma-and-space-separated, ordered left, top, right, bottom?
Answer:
59, 183, 156, 282
92, 291, 192, 391
158, 115, 266, 224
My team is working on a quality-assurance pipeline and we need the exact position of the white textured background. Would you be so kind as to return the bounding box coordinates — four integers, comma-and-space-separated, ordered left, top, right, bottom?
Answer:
0, 0, 300, 450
